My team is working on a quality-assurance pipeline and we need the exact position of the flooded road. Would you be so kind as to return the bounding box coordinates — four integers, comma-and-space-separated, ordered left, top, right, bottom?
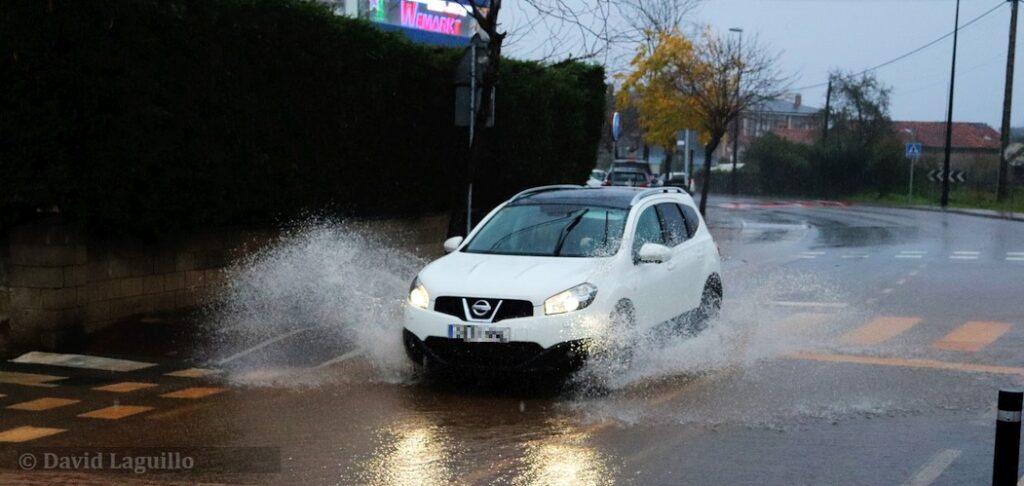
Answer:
2, 198, 1024, 485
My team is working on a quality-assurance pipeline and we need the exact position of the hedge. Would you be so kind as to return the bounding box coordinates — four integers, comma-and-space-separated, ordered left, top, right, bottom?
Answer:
0, 0, 606, 237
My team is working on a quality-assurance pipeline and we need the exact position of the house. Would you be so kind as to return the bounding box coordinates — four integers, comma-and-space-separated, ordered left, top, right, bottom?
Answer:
720, 95, 821, 163
892, 121, 1000, 170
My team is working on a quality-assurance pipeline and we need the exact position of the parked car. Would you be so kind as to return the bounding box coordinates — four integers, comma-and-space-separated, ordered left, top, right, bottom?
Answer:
585, 169, 606, 187
656, 172, 691, 191
402, 185, 723, 373
609, 160, 653, 178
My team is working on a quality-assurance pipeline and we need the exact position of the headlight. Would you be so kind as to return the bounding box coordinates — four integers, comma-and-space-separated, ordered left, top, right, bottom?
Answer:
409, 277, 429, 309
544, 283, 598, 315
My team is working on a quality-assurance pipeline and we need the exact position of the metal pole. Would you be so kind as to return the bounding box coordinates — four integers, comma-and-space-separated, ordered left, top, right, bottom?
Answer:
823, 79, 833, 142
998, 0, 1019, 202
730, 28, 743, 195
942, 0, 961, 208
909, 158, 916, 204
466, 41, 476, 236
993, 389, 1023, 485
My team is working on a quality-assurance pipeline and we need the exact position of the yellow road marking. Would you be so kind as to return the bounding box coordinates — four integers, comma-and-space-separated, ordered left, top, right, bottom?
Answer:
78, 405, 154, 420
840, 317, 921, 346
164, 368, 218, 378
0, 370, 66, 387
94, 382, 158, 393
160, 387, 226, 399
931, 321, 1012, 352
775, 312, 831, 334
0, 426, 65, 443
792, 352, 1024, 376
7, 397, 80, 411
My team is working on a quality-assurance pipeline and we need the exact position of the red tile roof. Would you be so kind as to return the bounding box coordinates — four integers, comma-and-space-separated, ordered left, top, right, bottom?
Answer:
892, 121, 1000, 150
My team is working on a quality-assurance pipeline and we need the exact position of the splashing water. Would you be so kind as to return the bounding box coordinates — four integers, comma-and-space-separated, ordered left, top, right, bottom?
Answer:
208, 219, 424, 383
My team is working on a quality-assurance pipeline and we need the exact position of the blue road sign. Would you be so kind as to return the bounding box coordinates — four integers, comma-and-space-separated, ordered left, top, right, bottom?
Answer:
905, 143, 922, 159
612, 112, 621, 141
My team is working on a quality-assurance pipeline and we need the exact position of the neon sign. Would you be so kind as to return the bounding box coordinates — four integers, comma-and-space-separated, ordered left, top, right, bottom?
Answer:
368, 0, 475, 38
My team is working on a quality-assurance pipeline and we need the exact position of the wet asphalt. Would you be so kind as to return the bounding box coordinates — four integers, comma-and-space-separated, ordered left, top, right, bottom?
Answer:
1, 197, 1024, 485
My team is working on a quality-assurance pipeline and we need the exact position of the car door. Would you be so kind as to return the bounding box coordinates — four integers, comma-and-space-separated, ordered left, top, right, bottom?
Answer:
626, 204, 678, 326
656, 202, 704, 314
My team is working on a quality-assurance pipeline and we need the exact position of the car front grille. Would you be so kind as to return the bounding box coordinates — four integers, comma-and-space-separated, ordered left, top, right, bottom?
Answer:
433, 296, 534, 322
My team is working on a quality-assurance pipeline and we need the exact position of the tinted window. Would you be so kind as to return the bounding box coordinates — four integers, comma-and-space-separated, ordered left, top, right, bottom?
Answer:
679, 203, 701, 238
632, 206, 664, 255
657, 203, 688, 246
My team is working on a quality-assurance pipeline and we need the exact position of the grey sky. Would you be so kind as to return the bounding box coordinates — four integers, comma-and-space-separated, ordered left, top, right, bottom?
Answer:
505, 0, 1020, 128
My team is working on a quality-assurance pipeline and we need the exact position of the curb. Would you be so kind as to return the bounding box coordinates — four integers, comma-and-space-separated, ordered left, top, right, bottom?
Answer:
855, 202, 1024, 222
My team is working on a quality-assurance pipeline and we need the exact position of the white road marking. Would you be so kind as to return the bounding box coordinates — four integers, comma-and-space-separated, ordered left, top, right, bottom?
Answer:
1006, 252, 1024, 256
803, 251, 826, 255
1007, 257, 1024, 262
949, 255, 978, 260
10, 352, 155, 372
896, 255, 923, 259
900, 250, 927, 254
896, 279, 907, 285
216, 325, 321, 365
881, 288, 894, 294
953, 251, 980, 255
312, 349, 365, 370
909, 270, 919, 276
842, 254, 869, 259
798, 255, 818, 259
904, 449, 960, 486
770, 301, 848, 309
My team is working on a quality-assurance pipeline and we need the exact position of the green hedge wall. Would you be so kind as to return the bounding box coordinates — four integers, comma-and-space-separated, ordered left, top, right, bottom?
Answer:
0, 0, 605, 237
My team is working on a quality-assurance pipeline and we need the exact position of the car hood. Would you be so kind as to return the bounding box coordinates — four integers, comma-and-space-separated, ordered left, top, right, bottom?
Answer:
418, 251, 614, 305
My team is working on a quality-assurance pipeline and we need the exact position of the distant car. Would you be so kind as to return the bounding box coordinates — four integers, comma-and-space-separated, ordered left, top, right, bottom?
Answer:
609, 160, 653, 178
658, 172, 690, 190
604, 170, 653, 187
585, 169, 606, 187
402, 185, 723, 373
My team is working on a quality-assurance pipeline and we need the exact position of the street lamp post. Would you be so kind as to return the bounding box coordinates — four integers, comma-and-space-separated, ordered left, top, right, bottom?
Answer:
941, 0, 961, 208
729, 28, 743, 195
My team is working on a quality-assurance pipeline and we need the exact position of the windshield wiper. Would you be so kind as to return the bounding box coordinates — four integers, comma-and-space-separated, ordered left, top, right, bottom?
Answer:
554, 209, 589, 256
488, 213, 580, 251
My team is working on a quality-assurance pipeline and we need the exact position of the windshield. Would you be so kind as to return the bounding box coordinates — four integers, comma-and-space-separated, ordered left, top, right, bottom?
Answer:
610, 172, 646, 183
464, 204, 627, 257
590, 170, 604, 180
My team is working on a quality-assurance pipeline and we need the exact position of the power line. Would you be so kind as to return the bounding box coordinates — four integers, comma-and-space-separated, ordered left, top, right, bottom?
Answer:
792, 0, 1008, 91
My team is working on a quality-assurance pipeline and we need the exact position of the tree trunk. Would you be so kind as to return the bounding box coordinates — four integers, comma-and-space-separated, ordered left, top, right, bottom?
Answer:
662, 148, 674, 178
698, 135, 723, 215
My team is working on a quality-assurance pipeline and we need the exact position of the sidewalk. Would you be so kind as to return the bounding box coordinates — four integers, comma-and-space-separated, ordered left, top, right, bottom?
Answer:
861, 203, 1024, 222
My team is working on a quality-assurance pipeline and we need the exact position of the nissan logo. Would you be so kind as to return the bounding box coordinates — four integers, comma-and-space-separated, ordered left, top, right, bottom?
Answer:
471, 300, 492, 317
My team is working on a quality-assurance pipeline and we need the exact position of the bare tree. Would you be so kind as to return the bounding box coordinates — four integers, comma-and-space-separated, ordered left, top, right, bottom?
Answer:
666, 32, 788, 214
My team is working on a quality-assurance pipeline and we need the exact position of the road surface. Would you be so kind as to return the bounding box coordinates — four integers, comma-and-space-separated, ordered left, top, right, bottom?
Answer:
1, 198, 1023, 485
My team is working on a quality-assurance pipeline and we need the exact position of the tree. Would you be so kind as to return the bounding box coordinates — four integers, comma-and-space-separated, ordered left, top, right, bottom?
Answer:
621, 29, 786, 214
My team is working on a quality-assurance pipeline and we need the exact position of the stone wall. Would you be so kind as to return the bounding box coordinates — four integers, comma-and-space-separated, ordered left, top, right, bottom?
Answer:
0, 213, 449, 357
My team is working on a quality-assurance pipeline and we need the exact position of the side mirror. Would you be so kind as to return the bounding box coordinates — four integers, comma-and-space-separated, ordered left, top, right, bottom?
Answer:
638, 243, 672, 263
443, 236, 464, 254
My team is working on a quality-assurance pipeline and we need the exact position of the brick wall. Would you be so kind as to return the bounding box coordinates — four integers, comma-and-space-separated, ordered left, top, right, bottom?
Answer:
0, 213, 448, 356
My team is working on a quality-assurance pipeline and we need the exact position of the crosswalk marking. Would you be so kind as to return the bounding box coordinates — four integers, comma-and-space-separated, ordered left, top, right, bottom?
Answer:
7, 397, 80, 411
896, 254, 923, 259
840, 317, 922, 346
94, 382, 158, 393
900, 250, 927, 254
931, 321, 1012, 352
11, 351, 156, 372
842, 254, 869, 259
0, 426, 65, 443
0, 370, 66, 387
793, 352, 1024, 376
165, 367, 219, 378
1008, 257, 1024, 262
161, 387, 226, 399
953, 251, 980, 255
905, 449, 961, 486
949, 255, 978, 260
79, 405, 154, 420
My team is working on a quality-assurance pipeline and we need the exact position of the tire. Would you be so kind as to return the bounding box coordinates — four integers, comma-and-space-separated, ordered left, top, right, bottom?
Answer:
695, 277, 723, 328
591, 300, 637, 370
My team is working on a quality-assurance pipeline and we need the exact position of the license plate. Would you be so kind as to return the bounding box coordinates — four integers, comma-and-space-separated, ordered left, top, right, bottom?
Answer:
448, 324, 511, 343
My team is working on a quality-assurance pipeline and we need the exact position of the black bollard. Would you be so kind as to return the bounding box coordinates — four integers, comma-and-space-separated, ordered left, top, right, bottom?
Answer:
993, 389, 1023, 486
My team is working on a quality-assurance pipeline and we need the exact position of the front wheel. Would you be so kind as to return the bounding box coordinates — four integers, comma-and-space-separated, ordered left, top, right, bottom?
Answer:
695, 278, 723, 328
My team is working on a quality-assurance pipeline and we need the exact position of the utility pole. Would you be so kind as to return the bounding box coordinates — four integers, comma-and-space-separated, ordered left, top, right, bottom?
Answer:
998, 0, 1019, 202
822, 78, 833, 142
730, 27, 743, 195
941, 0, 962, 208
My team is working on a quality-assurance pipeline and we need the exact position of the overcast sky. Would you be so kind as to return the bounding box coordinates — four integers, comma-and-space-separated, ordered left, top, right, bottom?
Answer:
504, 0, 1021, 128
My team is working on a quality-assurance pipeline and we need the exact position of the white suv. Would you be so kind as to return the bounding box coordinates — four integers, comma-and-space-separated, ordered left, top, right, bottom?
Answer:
403, 185, 722, 372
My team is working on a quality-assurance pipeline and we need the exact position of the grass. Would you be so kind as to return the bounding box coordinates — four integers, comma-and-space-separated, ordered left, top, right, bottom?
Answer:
852, 187, 1024, 214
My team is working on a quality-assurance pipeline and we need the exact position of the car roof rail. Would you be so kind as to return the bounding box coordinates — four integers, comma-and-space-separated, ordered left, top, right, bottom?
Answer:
510, 185, 584, 201
630, 187, 685, 206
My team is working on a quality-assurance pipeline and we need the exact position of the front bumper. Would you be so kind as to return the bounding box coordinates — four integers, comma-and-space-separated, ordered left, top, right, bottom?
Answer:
403, 303, 607, 371
403, 329, 587, 372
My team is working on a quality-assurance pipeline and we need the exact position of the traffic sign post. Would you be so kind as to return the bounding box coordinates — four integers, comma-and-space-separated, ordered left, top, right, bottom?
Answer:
612, 111, 621, 159
906, 143, 922, 203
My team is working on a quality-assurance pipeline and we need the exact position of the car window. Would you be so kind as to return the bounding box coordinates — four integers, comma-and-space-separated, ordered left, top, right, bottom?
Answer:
679, 203, 701, 238
657, 203, 688, 246
632, 206, 664, 256
464, 204, 627, 257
